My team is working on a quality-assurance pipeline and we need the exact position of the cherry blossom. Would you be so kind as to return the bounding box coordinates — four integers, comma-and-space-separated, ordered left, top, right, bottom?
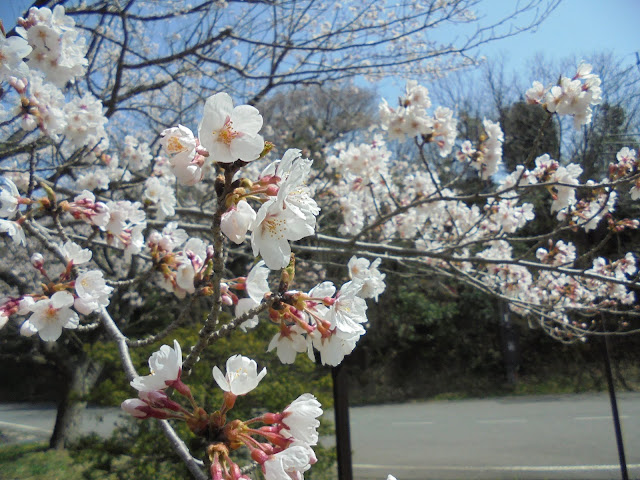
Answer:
23, 291, 78, 341
0, 219, 26, 246
121, 398, 151, 419
149, 221, 188, 253
281, 393, 323, 445
526, 63, 603, 128
348, 256, 386, 301
123, 135, 153, 171
74, 270, 113, 315
130, 340, 183, 392
268, 324, 309, 364
63, 93, 109, 148
262, 445, 312, 480
17, 5, 87, 87
212, 354, 267, 396
198, 92, 264, 164
235, 260, 271, 332
0, 178, 20, 218
0, 33, 32, 80
60, 241, 92, 265
174, 238, 209, 294
221, 200, 256, 244
250, 197, 315, 270
20, 72, 67, 136
160, 125, 205, 185
144, 176, 176, 220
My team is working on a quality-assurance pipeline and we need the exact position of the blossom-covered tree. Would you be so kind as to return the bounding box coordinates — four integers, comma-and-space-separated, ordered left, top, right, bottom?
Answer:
1, 1, 639, 479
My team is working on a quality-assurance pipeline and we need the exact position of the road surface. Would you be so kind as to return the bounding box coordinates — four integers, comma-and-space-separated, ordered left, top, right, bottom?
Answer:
1, 392, 639, 479
343, 392, 640, 479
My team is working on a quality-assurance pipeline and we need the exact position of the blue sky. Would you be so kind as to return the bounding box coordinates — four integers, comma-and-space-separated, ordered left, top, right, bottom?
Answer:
473, 0, 639, 73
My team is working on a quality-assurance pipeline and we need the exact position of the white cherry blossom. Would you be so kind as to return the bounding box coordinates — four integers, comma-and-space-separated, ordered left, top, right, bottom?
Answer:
0, 219, 26, 246
24, 291, 78, 341
0, 177, 20, 217
250, 197, 315, 270
60, 241, 92, 265
268, 325, 309, 364
130, 340, 183, 392
198, 92, 264, 164
74, 270, 113, 314
325, 280, 368, 337
17, 5, 87, 87
212, 354, 266, 396
121, 398, 149, 418
0, 34, 32, 80
221, 200, 256, 244
235, 298, 260, 332
348, 256, 386, 301
144, 176, 176, 220
281, 393, 323, 445
246, 260, 270, 302
262, 445, 312, 480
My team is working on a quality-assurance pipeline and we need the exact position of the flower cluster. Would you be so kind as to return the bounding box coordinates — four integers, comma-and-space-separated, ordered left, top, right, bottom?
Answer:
609, 147, 640, 199
249, 150, 319, 269
16, 5, 88, 87
0, 30, 31, 81
457, 119, 504, 179
266, 256, 386, 366
61, 191, 146, 260
2, 6, 108, 148
0, 240, 113, 341
0, 177, 26, 246
161, 92, 265, 185
525, 62, 602, 128
585, 253, 637, 305
122, 346, 322, 480
379, 80, 458, 156
63, 93, 109, 148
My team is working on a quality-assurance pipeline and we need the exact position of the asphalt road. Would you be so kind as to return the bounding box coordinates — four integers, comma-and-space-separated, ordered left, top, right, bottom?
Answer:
1, 392, 639, 479
344, 392, 640, 480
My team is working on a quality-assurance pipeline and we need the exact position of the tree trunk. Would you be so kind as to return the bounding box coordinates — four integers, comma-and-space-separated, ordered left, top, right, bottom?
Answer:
49, 352, 103, 450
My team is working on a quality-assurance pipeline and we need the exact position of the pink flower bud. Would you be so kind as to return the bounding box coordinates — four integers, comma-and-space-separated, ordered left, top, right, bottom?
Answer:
121, 398, 151, 418
251, 449, 269, 464
210, 460, 224, 480
21, 115, 37, 131
261, 412, 283, 424
9, 77, 27, 93
222, 294, 233, 306
196, 145, 209, 156
138, 390, 183, 412
30, 253, 44, 269
230, 462, 251, 480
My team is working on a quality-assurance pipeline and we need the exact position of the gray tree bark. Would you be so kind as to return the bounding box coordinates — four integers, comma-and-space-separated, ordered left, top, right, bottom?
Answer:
49, 352, 103, 450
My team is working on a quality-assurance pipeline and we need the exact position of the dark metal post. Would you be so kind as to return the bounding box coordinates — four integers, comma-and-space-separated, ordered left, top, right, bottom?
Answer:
602, 332, 629, 480
499, 301, 519, 385
332, 364, 353, 480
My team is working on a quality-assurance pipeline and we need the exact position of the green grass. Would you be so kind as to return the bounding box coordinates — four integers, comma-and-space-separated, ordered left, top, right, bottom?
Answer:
0, 443, 88, 480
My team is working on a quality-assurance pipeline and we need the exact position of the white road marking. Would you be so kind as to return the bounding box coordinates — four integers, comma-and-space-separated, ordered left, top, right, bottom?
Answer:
391, 421, 434, 426
574, 415, 629, 421
476, 418, 527, 424
0, 420, 50, 433
354, 463, 640, 472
